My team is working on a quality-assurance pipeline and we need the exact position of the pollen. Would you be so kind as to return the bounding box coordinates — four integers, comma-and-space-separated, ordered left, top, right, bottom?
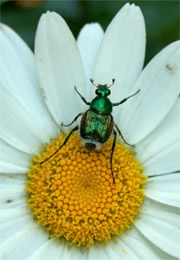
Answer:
26, 132, 146, 247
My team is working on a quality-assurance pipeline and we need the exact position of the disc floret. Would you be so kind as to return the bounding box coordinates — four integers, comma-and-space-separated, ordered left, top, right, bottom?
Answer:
26, 133, 146, 247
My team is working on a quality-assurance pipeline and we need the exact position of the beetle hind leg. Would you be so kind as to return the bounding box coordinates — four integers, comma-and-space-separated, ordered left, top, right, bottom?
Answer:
110, 129, 117, 184
40, 125, 79, 165
115, 123, 134, 147
61, 113, 83, 127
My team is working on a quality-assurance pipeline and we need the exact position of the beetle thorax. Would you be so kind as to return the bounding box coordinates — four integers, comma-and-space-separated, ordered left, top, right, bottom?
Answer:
90, 96, 112, 114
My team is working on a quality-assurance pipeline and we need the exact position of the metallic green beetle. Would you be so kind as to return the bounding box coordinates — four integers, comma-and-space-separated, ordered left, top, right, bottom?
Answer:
41, 79, 140, 183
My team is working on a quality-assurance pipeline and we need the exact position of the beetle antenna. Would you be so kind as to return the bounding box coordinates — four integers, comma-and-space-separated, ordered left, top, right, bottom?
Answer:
90, 78, 98, 88
107, 78, 115, 88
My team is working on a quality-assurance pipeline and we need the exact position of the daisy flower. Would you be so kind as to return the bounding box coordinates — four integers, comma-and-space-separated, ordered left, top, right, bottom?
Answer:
0, 3, 180, 259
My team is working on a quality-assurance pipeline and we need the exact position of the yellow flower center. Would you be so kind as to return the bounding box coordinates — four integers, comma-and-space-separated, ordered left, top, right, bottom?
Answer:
26, 132, 146, 247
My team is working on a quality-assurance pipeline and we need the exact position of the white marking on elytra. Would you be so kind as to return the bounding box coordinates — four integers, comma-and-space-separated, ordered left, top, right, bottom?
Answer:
80, 138, 102, 151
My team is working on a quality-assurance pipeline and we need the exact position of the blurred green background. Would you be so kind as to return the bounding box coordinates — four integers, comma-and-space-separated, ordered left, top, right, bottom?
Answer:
1, 0, 179, 65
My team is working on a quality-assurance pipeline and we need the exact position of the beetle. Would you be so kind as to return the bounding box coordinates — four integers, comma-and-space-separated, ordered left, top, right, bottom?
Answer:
40, 79, 140, 183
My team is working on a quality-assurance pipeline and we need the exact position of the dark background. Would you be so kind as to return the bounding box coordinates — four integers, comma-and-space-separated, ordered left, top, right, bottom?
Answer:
1, 0, 179, 65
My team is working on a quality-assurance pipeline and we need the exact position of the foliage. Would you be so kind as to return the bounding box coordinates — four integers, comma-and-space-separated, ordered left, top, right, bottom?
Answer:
1, 0, 179, 65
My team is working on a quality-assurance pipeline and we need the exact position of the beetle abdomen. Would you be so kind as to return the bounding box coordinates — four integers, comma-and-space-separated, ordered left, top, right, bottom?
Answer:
80, 109, 113, 144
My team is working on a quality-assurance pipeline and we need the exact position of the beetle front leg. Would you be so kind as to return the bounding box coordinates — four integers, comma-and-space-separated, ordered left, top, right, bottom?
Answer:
112, 89, 140, 107
74, 87, 91, 105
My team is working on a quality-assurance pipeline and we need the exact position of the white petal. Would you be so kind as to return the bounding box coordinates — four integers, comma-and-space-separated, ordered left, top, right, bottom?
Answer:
77, 23, 104, 99
125, 227, 173, 259
0, 24, 59, 142
65, 246, 88, 260
0, 198, 26, 210
0, 224, 48, 260
31, 240, 89, 260
141, 199, 180, 227
35, 12, 86, 126
136, 98, 180, 163
120, 41, 180, 144
0, 174, 26, 208
103, 245, 122, 260
0, 212, 32, 242
145, 173, 180, 207
0, 207, 29, 223
30, 238, 65, 260
0, 87, 44, 154
61, 245, 88, 260
88, 244, 116, 260
121, 235, 160, 259
0, 139, 31, 173
135, 201, 180, 258
93, 3, 146, 109
144, 142, 180, 176
102, 239, 140, 260
0, 174, 27, 210
0, 174, 26, 210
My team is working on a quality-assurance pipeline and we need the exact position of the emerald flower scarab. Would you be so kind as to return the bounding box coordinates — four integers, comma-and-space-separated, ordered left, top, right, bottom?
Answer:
41, 79, 140, 182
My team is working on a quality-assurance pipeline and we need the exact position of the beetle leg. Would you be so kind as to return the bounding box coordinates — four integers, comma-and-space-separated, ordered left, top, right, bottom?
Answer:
62, 113, 83, 127
74, 86, 91, 105
110, 129, 117, 184
112, 89, 140, 106
115, 124, 133, 147
40, 126, 79, 165
149, 170, 180, 178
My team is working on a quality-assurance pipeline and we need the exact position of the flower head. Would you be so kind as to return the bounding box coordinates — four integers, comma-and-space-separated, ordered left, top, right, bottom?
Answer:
0, 3, 180, 259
